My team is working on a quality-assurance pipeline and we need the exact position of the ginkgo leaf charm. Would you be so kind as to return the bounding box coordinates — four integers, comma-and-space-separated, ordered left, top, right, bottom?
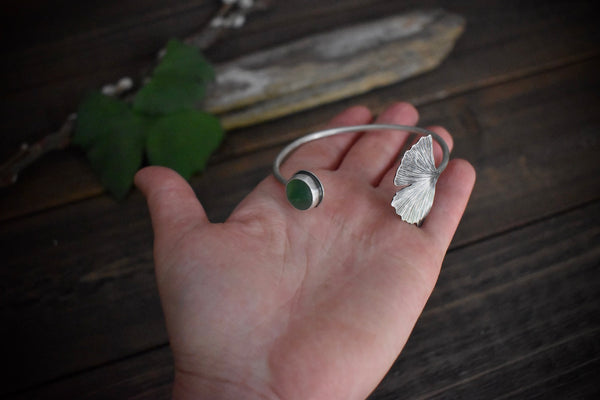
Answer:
274, 123, 449, 217
391, 135, 441, 225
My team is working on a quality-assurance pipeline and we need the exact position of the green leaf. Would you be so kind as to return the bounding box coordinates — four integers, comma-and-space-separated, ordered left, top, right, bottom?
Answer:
154, 39, 214, 82
74, 92, 145, 199
133, 39, 214, 115
73, 40, 222, 199
145, 110, 223, 180
133, 74, 206, 115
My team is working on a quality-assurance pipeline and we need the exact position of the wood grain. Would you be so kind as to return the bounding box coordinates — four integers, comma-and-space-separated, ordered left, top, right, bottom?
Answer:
1, 0, 599, 221
9, 345, 174, 400
1, 56, 599, 395
206, 9, 464, 128
9, 201, 598, 399
1, 1, 599, 398
369, 201, 600, 399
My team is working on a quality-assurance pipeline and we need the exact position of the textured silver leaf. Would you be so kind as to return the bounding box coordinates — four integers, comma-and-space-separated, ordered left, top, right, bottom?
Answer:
391, 135, 440, 224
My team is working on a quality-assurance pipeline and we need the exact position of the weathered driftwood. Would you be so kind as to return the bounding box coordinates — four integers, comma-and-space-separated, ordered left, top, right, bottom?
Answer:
206, 9, 465, 129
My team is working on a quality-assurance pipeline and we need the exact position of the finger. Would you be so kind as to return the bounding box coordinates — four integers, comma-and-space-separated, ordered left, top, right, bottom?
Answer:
427, 125, 454, 165
135, 166, 208, 245
279, 105, 373, 178
377, 125, 454, 193
337, 102, 419, 185
230, 106, 371, 223
421, 159, 476, 250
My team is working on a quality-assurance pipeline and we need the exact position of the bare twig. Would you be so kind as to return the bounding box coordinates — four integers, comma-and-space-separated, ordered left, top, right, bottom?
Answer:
0, 114, 76, 187
185, 0, 238, 50
185, 0, 269, 50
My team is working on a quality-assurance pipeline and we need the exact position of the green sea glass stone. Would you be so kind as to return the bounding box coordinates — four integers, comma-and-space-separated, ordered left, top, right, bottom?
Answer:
286, 178, 314, 210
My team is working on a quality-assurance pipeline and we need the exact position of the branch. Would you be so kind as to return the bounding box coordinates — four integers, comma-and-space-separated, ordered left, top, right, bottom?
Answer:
0, 114, 76, 187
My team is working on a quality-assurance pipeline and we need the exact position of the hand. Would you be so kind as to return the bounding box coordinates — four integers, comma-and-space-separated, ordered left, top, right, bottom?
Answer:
135, 103, 476, 400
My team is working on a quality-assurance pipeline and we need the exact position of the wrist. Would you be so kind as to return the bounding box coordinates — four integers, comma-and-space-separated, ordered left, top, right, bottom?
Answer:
173, 369, 282, 400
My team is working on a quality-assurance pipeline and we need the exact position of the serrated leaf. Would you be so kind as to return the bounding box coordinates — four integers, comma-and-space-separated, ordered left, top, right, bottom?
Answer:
133, 39, 214, 115
154, 39, 214, 82
145, 110, 223, 180
74, 92, 145, 199
133, 74, 206, 115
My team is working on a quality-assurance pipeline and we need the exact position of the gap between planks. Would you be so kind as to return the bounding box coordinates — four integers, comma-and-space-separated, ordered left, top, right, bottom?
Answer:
10, 199, 599, 399
412, 328, 600, 400
446, 195, 600, 253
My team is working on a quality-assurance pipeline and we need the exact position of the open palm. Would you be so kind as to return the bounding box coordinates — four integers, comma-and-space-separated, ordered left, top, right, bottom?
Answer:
135, 103, 475, 400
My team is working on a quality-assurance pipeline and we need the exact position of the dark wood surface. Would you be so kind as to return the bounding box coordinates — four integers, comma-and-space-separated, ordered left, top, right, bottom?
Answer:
1, 1, 599, 398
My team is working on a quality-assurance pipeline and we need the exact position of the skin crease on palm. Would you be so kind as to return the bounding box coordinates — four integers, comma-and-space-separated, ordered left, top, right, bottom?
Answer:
135, 102, 476, 400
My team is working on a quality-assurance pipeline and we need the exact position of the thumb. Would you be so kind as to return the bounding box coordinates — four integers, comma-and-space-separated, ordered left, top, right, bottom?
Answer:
135, 166, 209, 246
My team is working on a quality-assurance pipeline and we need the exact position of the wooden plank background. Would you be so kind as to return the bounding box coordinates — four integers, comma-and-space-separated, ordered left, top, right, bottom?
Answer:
1, 0, 599, 398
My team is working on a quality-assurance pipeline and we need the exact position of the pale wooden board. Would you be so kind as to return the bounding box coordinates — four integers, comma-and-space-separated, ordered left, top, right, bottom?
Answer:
206, 10, 464, 129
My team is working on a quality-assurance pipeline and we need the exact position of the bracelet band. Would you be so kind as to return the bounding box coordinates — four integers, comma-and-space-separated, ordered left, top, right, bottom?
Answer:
273, 124, 450, 224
